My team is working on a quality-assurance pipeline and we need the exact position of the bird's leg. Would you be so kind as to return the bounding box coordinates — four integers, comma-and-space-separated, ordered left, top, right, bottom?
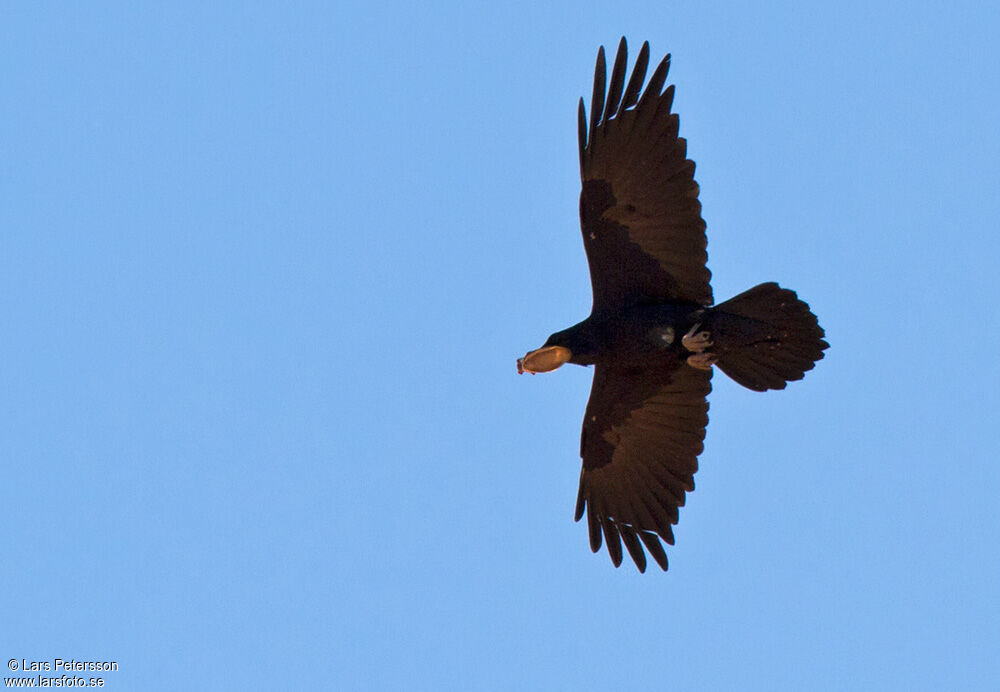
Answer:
683, 323, 716, 370
682, 323, 712, 353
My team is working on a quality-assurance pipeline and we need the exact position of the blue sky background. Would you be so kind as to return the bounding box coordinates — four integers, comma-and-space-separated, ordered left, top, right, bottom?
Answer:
3, 2, 999, 690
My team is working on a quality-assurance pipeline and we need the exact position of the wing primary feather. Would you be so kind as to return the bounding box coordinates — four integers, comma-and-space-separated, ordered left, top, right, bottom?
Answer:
577, 98, 587, 175
660, 83, 675, 115
618, 481, 659, 537
620, 470, 675, 543
574, 476, 586, 522
638, 54, 670, 110
633, 462, 685, 511
619, 41, 649, 114
603, 37, 628, 126
636, 492, 675, 543
602, 517, 624, 567
587, 506, 603, 553
588, 46, 606, 148
619, 524, 647, 573
638, 531, 669, 571
638, 476, 681, 524
615, 64, 662, 172
625, 66, 668, 157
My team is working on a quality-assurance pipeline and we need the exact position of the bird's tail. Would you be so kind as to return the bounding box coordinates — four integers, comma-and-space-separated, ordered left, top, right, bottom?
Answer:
710, 282, 828, 392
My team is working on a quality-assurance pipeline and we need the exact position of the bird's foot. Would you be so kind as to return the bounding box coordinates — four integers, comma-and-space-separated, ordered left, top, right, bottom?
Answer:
682, 324, 713, 353
686, 353, 717, 370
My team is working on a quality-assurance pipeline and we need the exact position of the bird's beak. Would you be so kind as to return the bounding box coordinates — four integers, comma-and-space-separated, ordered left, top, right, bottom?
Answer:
517, 346, 572, 374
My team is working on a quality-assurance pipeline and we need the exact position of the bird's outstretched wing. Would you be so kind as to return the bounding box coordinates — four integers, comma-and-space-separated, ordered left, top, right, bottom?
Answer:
575, 361, 711, 571
578, 38, 712, 311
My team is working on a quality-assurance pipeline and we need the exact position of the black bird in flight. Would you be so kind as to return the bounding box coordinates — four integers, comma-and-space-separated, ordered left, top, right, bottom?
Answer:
517, 38, 828, 572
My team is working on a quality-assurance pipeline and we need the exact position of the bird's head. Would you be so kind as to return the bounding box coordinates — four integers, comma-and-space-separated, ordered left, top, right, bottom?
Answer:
517, 326, 588, 375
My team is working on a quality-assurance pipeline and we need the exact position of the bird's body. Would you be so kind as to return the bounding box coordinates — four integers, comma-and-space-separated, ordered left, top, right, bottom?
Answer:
549, 303, 701, 368
517, 38, 828, 572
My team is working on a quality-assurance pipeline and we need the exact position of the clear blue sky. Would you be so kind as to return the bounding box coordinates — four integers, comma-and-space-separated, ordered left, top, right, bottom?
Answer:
3, 2, 999, 690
